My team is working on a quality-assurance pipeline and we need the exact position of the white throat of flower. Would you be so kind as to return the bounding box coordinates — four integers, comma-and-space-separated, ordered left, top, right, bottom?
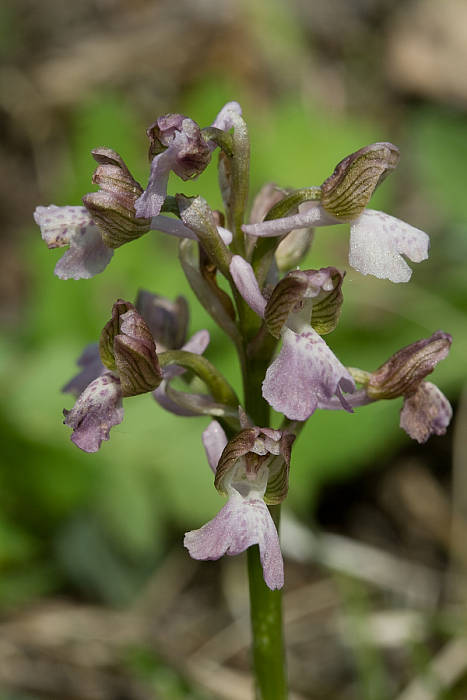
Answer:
226, 461, 269, 499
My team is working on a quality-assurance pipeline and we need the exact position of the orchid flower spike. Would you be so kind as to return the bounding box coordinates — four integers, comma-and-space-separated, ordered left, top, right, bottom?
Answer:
230, 256, 355, 420
242, 143, 430, 283
184, 421, 295, 590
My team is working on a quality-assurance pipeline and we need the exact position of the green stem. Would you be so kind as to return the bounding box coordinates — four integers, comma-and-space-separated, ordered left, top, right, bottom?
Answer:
247, 508, 287, 699
243, 351, 288, 699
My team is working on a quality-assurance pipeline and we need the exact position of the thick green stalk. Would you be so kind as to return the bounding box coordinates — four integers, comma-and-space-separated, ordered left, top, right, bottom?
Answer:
247, 508, 287, 700
243, 353, 288, 699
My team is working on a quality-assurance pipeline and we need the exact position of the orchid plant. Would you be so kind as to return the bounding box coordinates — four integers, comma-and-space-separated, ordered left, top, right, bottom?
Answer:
34, 101, 452, 699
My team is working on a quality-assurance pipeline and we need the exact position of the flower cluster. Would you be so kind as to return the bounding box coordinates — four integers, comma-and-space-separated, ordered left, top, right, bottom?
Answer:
35, 101, 452, 590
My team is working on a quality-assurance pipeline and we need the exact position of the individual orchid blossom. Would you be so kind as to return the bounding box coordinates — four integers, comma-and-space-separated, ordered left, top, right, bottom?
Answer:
64, 300, 162, 452
63, 291, 214, 423
314, 331, 453, 443
366, 330, 452, 443
34, 205, 233, 281
230, 256, 355, 420
241, 143, 430, 283
184, 421, 294, 590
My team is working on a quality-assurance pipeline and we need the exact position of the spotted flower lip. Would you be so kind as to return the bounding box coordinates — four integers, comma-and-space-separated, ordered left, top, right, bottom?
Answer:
183, 421, 290, 590
262, 327, 355, 421
34, 205, 114, 280
229, 256, 355, 420
184, 487, 284, 590
63, 372, 124, 453
400, 381, 452, 444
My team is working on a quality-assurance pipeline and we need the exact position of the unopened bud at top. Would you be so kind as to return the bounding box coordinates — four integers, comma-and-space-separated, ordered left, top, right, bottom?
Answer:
321, 142, 400, 220
83, 148, 151, 248
147, 114, 212, 180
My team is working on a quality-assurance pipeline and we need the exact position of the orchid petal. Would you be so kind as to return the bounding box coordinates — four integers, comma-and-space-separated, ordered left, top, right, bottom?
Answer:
63, 373, 123, 453
400, 382, 452, 443
262, 327, 355, 421
184, 489, 284, 590
62, 343, 104, 397
202, 420, 228, 473
135, 147, 178, 218
150, 214, 197, 239
34, 205, 113, 279
230, 255, 266, 318
349, 209, 429, 283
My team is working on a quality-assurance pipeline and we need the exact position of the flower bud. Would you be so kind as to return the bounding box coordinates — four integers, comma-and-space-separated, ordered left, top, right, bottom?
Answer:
99, 299, 162, 397
135, 290, 189, 351
147, 114, 211, 180
83, 148, 151, 248
214, 427, 295, 505
321, 142, 400, 220
367, 331, 452, 400
275, 226, 314, 272
249, 183, 286, 225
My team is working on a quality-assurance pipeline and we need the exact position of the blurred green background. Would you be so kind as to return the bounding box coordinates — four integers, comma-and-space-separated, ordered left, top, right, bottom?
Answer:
1, 0, 466, 697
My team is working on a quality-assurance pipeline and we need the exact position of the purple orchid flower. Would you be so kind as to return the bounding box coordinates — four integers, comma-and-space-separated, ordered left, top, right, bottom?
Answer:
34, 206, 232, 281
184, 421, 293, 590
230, 256, 355, 421
241, 143, 430, 284
63, 301, 162, 452
367, 330, 453, 443
317, 331, 453, 443
242, 201, 429, 284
